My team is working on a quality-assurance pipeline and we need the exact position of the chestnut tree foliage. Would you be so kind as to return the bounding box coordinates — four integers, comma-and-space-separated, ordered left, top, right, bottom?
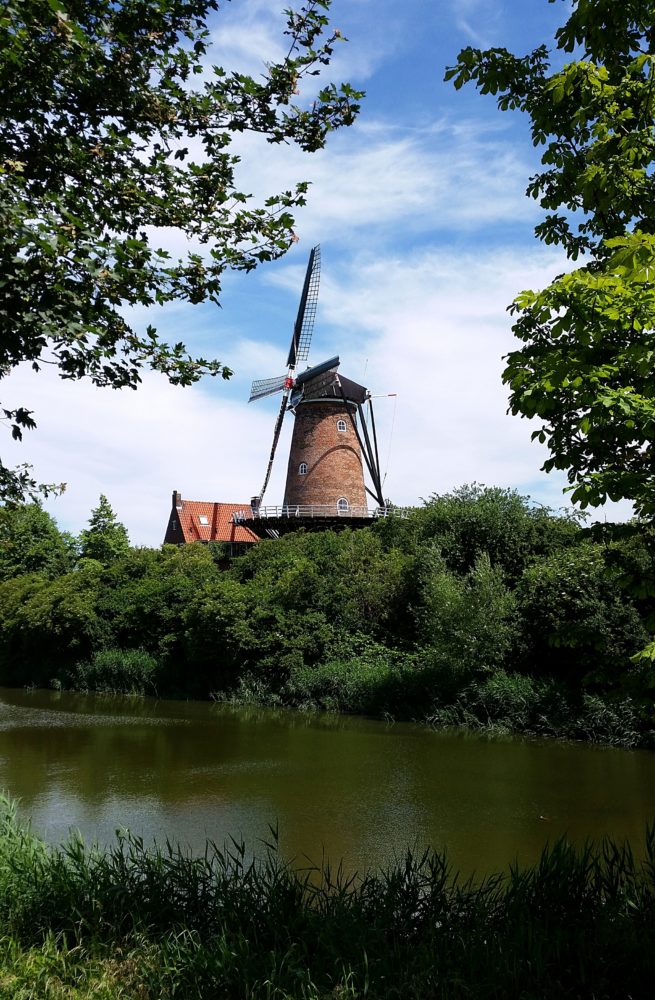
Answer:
0, 0, 360, 500
446, 0, 655, 518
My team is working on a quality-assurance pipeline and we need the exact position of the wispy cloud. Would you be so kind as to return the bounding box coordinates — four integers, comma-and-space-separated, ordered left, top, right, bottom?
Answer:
206, 0, 391, 91
144, 115, 538, 268
450, 0, 502, 47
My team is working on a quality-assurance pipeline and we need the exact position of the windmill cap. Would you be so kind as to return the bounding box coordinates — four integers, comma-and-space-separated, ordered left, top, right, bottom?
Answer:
295, 356, 340, 386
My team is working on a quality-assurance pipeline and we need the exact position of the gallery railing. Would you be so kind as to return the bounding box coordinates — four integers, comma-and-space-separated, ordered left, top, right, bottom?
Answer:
233, 505, 409, 522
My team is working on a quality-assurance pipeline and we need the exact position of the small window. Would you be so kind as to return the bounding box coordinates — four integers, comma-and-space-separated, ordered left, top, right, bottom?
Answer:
299, 462, 308, 475
337, 419, 347, 432
337, 497, 349, 512
198, 514, 209, 526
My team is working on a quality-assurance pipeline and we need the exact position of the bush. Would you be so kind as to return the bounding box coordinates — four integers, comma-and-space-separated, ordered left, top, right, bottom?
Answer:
375, 484, 581, 582
284, 636, 420, 715
516, 543, 649, 683
427, 669, 645, 747
418, 551, 519, 676
0, 565, 106, 686
71, 649, 159, 695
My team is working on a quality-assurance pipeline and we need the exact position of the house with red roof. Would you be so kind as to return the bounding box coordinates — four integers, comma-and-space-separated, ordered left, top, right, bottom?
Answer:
163, 491, 258, 550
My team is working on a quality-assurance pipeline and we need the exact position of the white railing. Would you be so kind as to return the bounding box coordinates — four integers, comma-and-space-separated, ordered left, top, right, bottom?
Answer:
233, 505, 408, 522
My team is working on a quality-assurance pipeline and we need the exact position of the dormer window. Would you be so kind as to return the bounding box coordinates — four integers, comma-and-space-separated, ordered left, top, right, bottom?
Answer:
337, 497, 349, 512
198, 515, 209, 526
299, 462, 308, 475
337, 419, 347, 432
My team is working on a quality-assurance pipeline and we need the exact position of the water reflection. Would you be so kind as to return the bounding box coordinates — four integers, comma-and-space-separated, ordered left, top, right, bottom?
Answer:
1, 687, 654, 875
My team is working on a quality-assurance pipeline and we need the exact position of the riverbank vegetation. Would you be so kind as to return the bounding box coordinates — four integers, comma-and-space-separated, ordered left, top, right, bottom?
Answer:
0, 796, 654, 998
0, 486, 654, 746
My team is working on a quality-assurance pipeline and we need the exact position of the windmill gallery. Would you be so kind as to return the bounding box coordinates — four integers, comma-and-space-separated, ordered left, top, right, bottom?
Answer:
163, 247, 399, 548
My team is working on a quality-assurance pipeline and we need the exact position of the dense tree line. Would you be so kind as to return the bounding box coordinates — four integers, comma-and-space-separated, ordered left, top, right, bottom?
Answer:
0, 486, 654, 745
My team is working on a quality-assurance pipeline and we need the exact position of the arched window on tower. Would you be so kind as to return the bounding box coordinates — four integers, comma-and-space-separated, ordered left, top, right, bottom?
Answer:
336, 419, 347, 432
298, 462, 307, 475
337, 497, 349, 513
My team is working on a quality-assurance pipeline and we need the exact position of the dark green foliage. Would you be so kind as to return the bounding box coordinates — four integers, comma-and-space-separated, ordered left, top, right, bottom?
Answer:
418, 550, 519, 675
0, 564, 107, 687
284, 634, 421, 715
2, 797, 655, 998
516, 542, 649, 682
446, 3, 655, 516
0, 503, 76, 580
429, 670, 644, 747
231, 527, 414, 640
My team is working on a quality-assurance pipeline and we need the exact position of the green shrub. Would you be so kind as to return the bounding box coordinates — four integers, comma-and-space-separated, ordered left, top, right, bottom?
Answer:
72, 649, 159, 695
573, 694, 642, 748
0, 566, 106, 687
375, 484, 581, 581
516, 543, 649, 683
284, 636, 420, 715
427, 669, 645, 747
418, 551, 519, 676
428, 669, 562, 734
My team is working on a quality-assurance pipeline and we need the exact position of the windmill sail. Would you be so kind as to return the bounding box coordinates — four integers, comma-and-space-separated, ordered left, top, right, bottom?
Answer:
287, 246, 321, 368
257, 393, 288, 502
248, 374, 287, 403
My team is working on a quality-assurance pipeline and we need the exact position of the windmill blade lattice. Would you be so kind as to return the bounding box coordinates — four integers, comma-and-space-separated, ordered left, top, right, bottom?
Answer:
248, 374, 287, 403
287, 245, 321, 368
258, 393, 288, 503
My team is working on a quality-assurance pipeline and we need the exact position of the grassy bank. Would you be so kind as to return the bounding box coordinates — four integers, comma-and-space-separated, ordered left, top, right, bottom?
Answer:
2, 797, 655, 998
221, 661, 651, 749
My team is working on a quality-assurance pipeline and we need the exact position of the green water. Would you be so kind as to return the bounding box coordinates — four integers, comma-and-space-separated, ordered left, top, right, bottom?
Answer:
1, 686, 654, 875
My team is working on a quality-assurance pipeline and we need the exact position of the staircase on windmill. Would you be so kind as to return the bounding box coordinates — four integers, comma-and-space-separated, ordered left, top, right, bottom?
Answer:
236, 245, 395, 539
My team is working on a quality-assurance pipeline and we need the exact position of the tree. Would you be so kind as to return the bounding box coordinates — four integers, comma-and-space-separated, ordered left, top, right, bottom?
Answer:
0, 503, 76, 580
446, 0, 655, 517
0, 0, 361, 499
80, 494, 130, 563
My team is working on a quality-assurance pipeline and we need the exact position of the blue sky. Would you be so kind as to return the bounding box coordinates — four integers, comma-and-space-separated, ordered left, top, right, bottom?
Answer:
4, 0, 631, 544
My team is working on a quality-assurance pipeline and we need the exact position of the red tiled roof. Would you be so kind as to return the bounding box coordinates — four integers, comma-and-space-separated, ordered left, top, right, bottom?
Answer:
164, 498, 258, 545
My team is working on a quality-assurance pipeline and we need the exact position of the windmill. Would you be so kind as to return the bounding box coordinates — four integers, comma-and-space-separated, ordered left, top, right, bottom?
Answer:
248, 245, 321, 507
248, 245, 386, 525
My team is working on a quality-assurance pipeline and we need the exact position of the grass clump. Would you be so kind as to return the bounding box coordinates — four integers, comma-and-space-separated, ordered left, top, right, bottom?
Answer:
70, 649, 158, 696
1, 795, 655, 997
428, 668, 646, 746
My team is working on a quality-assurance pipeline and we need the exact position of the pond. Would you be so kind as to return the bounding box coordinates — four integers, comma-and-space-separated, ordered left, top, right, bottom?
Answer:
1, 686, 654, 876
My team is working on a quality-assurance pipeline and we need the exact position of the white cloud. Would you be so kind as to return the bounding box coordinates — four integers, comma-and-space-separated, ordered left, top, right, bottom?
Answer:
1, 365, 279, 546
222, 117, 538, 251
131, 113, 537, 289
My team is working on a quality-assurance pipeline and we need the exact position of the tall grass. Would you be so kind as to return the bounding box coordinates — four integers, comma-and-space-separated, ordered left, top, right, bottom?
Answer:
428, 668, 646, 747
1, 796, 655, 997
70, 649, 159, 695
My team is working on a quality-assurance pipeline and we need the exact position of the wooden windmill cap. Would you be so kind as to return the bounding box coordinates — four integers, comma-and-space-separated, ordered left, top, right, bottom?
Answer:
294, 355, 368, 405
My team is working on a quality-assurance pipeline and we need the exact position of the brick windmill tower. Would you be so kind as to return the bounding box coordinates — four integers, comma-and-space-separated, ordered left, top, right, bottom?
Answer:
242, 247, 386, 537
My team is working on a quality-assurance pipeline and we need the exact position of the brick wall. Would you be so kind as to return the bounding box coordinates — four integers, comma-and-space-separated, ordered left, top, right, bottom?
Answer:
283, 401, 367, 509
